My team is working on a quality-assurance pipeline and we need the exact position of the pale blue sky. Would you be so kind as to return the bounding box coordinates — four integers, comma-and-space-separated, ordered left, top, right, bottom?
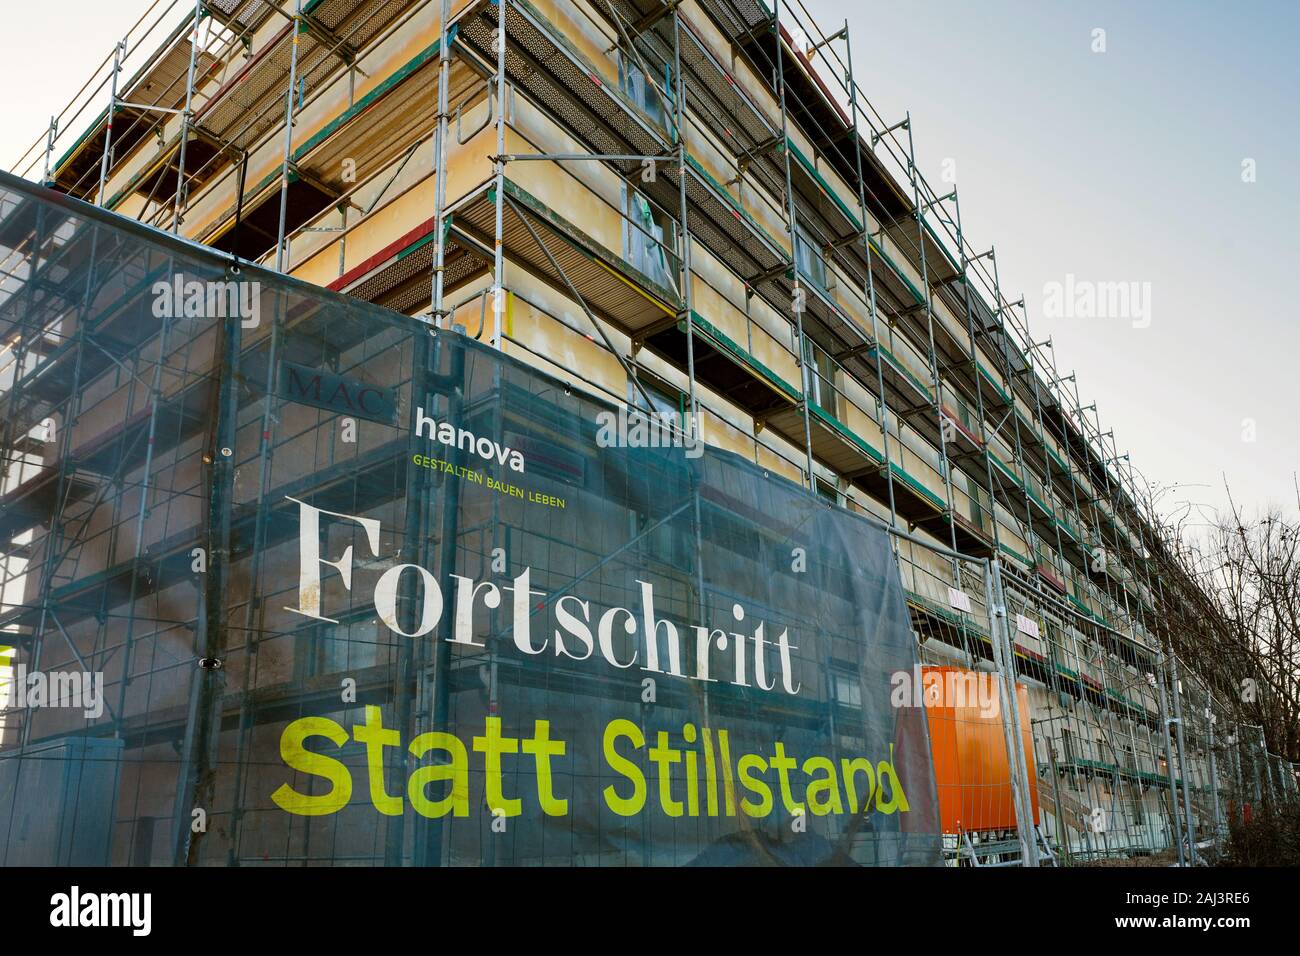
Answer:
1, 0, 1295, 524
806, 0, 1299, 524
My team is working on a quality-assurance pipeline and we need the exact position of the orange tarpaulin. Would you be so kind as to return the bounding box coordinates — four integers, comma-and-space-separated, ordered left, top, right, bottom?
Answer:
922, 666, 1040, 834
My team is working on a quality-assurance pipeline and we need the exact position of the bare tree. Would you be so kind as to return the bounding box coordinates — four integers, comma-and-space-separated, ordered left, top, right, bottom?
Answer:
1152, 479, 1300, 763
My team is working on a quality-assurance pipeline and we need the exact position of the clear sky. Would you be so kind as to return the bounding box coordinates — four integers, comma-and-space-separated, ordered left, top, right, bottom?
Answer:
1, 0, 1295, 525
804, 0, 1299, 526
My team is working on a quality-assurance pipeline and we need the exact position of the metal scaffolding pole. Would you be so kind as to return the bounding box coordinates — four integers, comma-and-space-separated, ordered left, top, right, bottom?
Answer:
1063, 625, 1112, 857
1168, 653, 1199, 863
110, 267, 177, 736
1159, 655, 1190, 863
898, 117, 963, 568
1019, 312, 1083, 649
952, 193, 1002, 560
1071, 394, 1129, 645
986, 253, 1041, 577
1051, 383, 1096, 614
1095, 429, 1137, 630
671, 8, 699, 438
987, 558, 1039, 865
839, 22, 898, 532
1078, 410, 1134, 638
490, 0, 507, 346
6, 200, 55, 759
225, 270, 283, 864
1118, 456, 1183, 853
41, 116, 58, 186
772, 0, 816, 491
96, 39, 127, 207
177, 283, 241, 866
1022, 337, 1056, 488
1206, 696, 1223, 844
430, 0, 453, 326
1119, 681, 1155, 847
1094, 633, 1144, 851
274, 0, 304, 272
172, 0, 204, 233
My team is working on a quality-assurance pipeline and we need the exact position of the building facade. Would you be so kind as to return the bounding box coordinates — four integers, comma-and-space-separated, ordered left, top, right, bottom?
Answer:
2, 0, 1289, 865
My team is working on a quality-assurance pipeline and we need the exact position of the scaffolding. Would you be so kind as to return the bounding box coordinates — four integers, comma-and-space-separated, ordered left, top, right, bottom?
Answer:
3, 0, 1292, 865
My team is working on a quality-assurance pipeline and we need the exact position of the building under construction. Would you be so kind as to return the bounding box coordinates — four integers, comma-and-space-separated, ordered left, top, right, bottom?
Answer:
0, 0, 1294, 867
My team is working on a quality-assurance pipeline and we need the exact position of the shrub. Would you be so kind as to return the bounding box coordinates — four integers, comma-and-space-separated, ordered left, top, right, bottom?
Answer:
1220, 797, 1300, 866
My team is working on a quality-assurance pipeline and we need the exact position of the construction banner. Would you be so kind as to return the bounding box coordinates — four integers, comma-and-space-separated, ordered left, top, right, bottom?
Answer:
250, 329, 942, 865
0, 173, 939, 864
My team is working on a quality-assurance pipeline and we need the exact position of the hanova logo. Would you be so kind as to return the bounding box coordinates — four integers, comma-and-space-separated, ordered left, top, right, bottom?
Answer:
414, 406, 524, 472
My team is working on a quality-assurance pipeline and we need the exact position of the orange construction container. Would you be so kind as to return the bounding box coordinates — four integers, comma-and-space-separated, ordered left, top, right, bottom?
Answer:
922, 666, 1040, 834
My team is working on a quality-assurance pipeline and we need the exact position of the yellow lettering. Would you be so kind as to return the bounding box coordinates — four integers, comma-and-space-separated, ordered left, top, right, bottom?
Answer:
272, 716, 352, 816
